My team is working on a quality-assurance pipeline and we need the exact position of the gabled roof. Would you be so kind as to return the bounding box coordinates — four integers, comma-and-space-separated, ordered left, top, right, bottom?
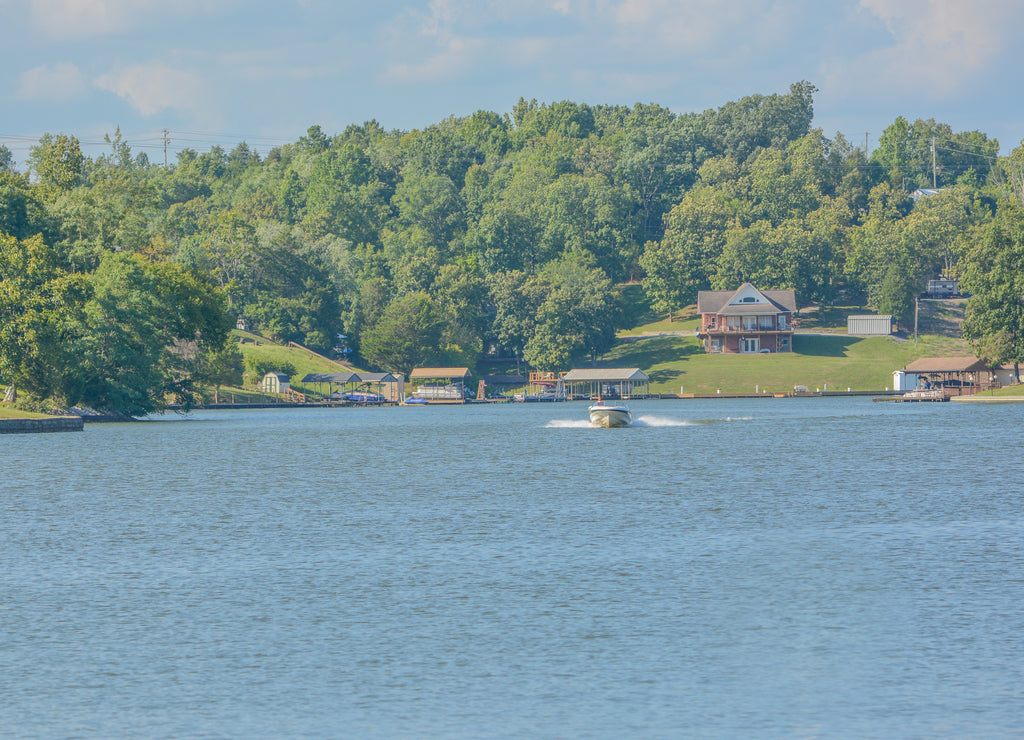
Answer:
697, 283, 797, 315
303, 372, 358, 383
354, 372, 398, 383
410, 367, 471, 379
263, 371, 290, 381
904, 357, 989, 373
562, 368, 649, 382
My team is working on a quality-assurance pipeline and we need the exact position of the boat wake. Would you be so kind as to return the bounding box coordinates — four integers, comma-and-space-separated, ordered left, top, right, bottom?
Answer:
545, 419, 597, 428
545, 415, 754, 429
631, 415, 698, 427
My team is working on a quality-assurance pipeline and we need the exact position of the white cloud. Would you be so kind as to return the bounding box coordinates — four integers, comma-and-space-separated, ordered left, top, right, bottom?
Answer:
19, 62, 90, 100
611, 0, 790, 57
30, 0, 160, 36
28, 0, 225, 37
94, 62, 206, 117
385, 35, 488, 84
830, 0, 1024, 98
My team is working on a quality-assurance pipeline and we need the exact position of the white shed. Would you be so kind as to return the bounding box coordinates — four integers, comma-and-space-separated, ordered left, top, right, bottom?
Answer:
892, 370, 921, 391
848, 315, 893, 335
261, 371, 291, 394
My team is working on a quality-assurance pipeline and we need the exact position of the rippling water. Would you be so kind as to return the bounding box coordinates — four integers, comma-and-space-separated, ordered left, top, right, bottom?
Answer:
3, 398, 1023, 738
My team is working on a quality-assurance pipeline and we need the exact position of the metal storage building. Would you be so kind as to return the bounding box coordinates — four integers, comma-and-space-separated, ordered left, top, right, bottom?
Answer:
847, 315, 893, 335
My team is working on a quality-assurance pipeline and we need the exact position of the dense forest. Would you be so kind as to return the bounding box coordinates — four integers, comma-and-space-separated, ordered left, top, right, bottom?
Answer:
4, 81, 1024, 414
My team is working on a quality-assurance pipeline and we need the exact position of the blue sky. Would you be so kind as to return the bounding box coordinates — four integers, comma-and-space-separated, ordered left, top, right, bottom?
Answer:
2, 0, 1022, 166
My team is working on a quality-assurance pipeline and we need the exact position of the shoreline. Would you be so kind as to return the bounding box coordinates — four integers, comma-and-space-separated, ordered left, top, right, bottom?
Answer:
0, 415, 84, 434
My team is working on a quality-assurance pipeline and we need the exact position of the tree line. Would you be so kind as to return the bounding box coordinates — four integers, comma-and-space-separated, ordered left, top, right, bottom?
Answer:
3, 81, 1024, 413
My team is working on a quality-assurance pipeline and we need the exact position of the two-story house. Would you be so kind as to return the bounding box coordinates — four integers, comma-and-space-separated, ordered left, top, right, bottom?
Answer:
696, 283, 797, 353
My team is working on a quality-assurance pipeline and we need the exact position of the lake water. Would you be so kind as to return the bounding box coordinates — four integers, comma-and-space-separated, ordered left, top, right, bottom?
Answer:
2, 398, 1023, 739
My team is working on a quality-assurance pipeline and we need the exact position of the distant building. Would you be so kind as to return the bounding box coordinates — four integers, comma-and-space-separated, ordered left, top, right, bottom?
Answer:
561, 368, 650, 399
911, 188, 943, 202
847, 315, 893, 335
900, 357, 996, 396
236, 316, 249, 331
696, 283, 797, 353
923, 278, 960, 298
260, 371, 290, 394
409, 367, 471, 403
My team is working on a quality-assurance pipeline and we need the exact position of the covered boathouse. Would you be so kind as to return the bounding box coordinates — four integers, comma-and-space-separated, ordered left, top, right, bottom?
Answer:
408, 367, 472, 403
900, 357, 997, 396
561, 368, 650, 400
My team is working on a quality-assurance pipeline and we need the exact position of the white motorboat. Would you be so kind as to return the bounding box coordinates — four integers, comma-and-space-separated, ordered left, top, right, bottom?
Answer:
588, 401, 632, 428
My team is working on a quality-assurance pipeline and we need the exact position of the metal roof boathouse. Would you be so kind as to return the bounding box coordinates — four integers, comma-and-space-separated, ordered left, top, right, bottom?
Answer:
562, 368, 650, 400
408, 367, 472, 403
901, 357, 997, 396
301, 371, 402, 403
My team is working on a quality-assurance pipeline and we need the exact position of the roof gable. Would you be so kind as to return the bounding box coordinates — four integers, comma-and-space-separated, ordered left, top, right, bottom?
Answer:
904, 357, 989, 373
410, 367, 471, 379
728, 283, 771, 307
697, 283, 797, 315
562, 368, 649, 382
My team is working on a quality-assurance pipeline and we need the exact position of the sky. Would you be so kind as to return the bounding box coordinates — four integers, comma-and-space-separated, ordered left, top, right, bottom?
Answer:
2, 0, 1023, 166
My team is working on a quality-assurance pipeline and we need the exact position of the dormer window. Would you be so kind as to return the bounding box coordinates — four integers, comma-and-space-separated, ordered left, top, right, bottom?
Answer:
741, 296, 756, 303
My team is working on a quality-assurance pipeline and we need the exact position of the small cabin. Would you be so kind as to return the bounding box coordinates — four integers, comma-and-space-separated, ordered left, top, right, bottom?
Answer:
236, 316, 249, 331
260, 371, 291, 394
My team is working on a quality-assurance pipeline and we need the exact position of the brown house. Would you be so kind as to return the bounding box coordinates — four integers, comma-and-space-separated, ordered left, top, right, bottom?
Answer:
696, 283, 797, 354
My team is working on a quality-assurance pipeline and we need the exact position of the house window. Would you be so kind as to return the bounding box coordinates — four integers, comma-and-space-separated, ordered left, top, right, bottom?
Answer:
778, 315, 787, 330
778, 335, 790, 351
742, 337, 759, 353
743, 316, 757, 331
710, 338, 723, 352
708, 316, 717, 328
727, 316, 740, 330
759, 315, 773, 330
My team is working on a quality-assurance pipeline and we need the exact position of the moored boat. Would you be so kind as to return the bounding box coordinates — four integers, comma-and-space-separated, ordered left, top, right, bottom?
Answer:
588, 401, 632, 428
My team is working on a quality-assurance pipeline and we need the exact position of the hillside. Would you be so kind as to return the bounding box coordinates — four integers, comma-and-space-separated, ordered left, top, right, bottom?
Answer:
601, 289, 973, 395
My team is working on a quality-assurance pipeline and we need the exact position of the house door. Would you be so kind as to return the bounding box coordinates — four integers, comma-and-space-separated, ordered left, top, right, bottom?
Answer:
742, 337, 759, 353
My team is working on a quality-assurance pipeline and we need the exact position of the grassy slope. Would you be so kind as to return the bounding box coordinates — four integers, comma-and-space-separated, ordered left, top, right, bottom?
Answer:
969, 383, 1024, 397
602, 333, 973, 394
0, 407, 52, 419
604, 287, 985, 394
230, 332, 360, 399
223, 296, 1024, 399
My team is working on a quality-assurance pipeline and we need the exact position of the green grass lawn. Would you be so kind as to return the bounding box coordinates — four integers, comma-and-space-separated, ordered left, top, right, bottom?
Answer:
0, 407, 53, 419
220, 303, 980, 399
230, 332, 361, 399
599, 333, 976, 395
969, 383, 1024, 397
617, 313, 700, 335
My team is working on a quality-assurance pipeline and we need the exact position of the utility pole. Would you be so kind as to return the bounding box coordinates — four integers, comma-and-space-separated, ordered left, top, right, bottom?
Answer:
162, 129, 170, 167
865, 132, 869, 155
931, 136, 937, 188
914, 296, 919, 347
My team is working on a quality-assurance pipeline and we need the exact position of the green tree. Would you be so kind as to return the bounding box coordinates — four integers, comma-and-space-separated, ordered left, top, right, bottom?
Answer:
245, 356, 296, 386
523, 254, 620, 370
74, 252, 233, 414
0, 233, 89, 405
0, 170, 50, 240
0, 144, 14, 172
200, 340, 244, 402
359, 291, 445, 375
27, 133, 85, 191
961, 203, 1024, 379
486, 269, 547, 358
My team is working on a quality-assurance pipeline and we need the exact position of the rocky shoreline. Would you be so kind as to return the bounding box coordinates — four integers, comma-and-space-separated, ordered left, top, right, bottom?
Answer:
0, 416, 84, 434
